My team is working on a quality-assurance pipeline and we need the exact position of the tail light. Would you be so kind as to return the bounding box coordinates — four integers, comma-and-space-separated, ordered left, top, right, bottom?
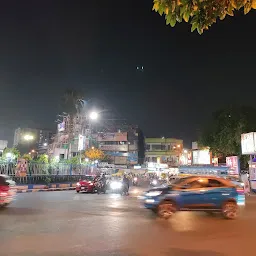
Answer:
0, 192, 8, 197
236, 187, 244, 194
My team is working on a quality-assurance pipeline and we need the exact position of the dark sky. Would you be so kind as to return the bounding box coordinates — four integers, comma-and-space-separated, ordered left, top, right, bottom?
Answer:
0, 0, 255, 147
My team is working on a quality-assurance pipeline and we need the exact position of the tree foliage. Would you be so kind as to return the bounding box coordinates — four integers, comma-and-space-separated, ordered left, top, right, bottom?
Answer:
85, 148, 105, 161
36, 154, 49, 164
199, 105, 256, 158
153, 0, 256, 34
22, 154, 32, 162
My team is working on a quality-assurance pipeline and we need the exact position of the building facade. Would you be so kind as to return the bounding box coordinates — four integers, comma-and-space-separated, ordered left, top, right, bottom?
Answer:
96, 127, 140, 166
145, 137, 183, 167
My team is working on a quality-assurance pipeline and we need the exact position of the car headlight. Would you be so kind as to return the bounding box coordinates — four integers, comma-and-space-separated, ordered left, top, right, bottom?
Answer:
152, 180, 157, 185
110, 182, 122, 189
146, 191, 162, 197
76, 182, 81, 186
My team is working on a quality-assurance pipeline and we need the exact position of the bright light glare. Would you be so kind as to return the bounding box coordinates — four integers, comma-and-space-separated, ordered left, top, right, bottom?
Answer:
152, 180, 157, 185
110, 181, 122, 189
6, 153, 13, 158
89, 111, 98, 120
184, 150, 188, 153
24, 134, 34, 141
43, 143, 48, 147
85, 158, 89, 162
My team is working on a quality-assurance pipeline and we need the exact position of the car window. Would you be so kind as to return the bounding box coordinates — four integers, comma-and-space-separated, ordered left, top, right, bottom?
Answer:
207, 179, 224, 187
187, 180, 206, 189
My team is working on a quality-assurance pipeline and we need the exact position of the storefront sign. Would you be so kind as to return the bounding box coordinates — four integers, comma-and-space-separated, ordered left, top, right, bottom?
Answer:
99, 144, 128, 151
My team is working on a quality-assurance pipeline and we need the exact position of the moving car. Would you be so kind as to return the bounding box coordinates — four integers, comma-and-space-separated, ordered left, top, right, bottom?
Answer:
0, 175, 16, 208
142, 176, 245, 220
76, 175, 96, 193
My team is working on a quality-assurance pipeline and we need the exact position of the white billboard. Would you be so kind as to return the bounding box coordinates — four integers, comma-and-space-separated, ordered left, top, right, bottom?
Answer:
241, 132, 256, 155
58, 122, 65, 132
192, 149, 211, 165
78, 135, 85, 151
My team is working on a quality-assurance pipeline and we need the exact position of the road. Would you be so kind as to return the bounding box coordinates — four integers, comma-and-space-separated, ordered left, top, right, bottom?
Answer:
0, 190, 256, 256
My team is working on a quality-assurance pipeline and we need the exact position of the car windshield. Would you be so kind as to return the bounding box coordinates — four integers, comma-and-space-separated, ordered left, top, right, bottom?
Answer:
84, 176, 94, 181
171, 177, 191, 186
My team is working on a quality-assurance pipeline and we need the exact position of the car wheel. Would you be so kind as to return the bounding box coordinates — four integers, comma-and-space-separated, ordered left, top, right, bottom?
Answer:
222, 201, 238, 219
76, 190, 80, 193
157, 201, 177, 219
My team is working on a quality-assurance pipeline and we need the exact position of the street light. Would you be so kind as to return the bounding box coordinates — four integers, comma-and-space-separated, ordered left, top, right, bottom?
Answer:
43, 143, 48, 147
89, 111, 98, 120
31, 149, 35, 153
24, 134, 34, 141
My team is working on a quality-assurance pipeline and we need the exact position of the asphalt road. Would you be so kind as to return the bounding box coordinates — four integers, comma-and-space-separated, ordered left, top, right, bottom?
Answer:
0, 189, 256, 256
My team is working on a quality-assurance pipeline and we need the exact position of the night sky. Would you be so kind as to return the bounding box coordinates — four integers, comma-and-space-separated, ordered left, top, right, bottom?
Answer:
0, 0, 256, 147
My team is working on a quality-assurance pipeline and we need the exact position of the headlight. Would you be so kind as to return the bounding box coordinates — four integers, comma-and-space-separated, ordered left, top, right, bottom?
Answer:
146, 191, 162, 197
152, 180, 157, 185
110, 181, 122, 189
76, 182, 81, 186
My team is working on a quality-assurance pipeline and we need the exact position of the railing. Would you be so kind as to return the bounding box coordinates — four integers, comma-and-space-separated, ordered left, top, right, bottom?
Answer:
0, 161, 95, 176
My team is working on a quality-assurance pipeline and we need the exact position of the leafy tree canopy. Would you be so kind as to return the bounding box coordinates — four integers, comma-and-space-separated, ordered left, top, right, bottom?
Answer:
85, 148, 105, 161
153, 0, 256, 34
199, 105, 256, 158
3, 147, 20, 160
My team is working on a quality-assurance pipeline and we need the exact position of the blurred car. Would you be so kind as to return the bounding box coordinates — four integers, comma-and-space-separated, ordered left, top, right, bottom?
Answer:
224, 176, 244, 188
142, 176, 245, 220
76, 175, 96, 193
0, 175, 16, 208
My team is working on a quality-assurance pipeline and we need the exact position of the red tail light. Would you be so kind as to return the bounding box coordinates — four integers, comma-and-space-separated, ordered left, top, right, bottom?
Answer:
236, 187, 244, 194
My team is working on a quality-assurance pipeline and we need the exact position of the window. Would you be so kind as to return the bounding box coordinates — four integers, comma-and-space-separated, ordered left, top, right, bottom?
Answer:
146, 144, 150, 150
207, 179, 224, 187
152, 144, 162, 151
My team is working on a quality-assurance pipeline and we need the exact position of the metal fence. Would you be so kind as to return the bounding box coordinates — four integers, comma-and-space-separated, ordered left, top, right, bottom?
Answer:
0, 161, 95, 176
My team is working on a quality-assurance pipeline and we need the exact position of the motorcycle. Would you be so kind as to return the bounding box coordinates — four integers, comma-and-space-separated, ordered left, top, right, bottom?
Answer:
95, 181, 106, 194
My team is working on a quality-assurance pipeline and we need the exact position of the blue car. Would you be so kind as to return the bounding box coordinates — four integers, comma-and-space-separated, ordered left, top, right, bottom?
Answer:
142, 176, 245, 220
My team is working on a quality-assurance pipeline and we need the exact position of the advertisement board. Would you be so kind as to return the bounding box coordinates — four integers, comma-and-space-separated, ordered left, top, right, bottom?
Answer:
114, 156, 127, 165
241, 132, 256, 155
192, 149, 211, 165
97, 132, 127, 142
58, 122, 65, 132
226, 156, 239, 175
78, 135, 85, 151
127, 152, 138, 165
15, 159, 28, 177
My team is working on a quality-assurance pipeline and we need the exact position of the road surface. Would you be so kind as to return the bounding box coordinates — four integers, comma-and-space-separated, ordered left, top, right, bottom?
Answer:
0, 190, 256, 256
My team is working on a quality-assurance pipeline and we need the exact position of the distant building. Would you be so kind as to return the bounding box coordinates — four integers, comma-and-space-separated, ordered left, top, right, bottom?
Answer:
13, 127, 53, 154
145, 137, 183, 167
96, 127, 140, 166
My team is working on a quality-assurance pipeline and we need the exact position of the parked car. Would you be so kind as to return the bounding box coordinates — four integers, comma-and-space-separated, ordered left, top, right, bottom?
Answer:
142, 176, 245, 220
0, 175, 16, 208
76, 175, 97, 193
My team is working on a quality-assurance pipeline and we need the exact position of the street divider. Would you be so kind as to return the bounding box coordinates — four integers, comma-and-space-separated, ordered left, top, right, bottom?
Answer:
15, 183, 77, 193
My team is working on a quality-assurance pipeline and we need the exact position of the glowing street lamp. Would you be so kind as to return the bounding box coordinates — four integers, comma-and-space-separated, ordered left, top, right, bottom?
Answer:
24, 134, 34, 141
89, 111, 98, 120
